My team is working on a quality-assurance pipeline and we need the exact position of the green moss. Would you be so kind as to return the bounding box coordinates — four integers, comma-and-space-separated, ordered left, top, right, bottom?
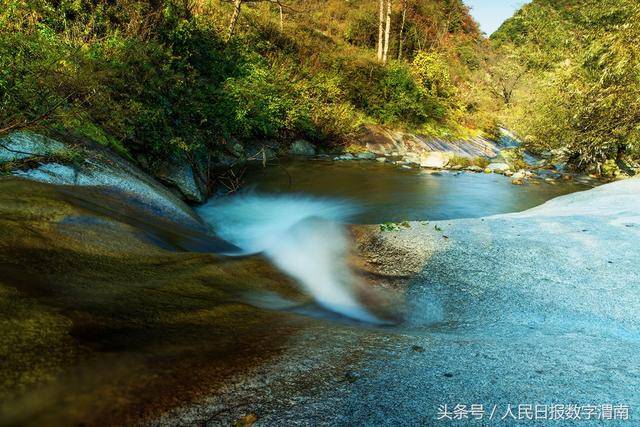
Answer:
448, 155, 490, 169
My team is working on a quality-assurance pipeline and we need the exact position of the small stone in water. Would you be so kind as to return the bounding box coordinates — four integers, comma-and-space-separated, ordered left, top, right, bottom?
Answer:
412, 345, 425, 353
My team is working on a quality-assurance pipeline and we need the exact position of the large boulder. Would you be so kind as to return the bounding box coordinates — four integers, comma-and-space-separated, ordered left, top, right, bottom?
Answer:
419, 152, 451, 169
0, 131, 205, 231
0, 132, 68, 162
155, 155, 208, 203
360, 125, 499, 163
487, 162, 511, 173
288, 140, 317, 156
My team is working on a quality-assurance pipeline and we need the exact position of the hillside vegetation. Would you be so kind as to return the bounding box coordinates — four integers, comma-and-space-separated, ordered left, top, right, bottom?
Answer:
491, 0, 640, 175
0, 0, 493, 174
2, 0, 638, 183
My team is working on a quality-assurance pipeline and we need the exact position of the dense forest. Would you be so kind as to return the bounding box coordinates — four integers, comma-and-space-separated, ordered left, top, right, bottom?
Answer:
1, 0, 638, 177
492, 0, 640, 175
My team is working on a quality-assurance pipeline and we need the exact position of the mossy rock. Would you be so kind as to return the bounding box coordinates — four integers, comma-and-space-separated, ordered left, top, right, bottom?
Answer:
0, 178, 309, 426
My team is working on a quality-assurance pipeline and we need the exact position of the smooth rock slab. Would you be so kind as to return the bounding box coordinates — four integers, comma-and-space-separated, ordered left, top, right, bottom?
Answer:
162, 178, 640, 426
2, 132, 205, 231
0, 131, 66, 162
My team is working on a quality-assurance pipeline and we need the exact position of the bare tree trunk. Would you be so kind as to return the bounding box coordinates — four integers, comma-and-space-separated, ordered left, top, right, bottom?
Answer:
382, 0, 392, 64
278, 3, 284, 31
377, 0, 385, 61
228, 0, 243, 39
397, 0, 407, 60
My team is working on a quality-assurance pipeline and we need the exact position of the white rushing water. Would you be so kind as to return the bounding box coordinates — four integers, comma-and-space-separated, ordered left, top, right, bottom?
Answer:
197, 194, 380, 323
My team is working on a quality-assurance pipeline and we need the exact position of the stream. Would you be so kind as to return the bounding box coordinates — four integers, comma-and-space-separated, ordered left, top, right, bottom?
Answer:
240, 159, 592, 223
0, 161, 612, 426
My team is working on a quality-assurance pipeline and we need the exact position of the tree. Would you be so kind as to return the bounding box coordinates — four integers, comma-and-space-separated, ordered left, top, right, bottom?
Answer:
397, 0, 407, 60
377, 0, 392, 64
226, 0, 292, 39
484, 48, 528, 105
377, 0, 385, 61
228, 0, 243, 38
382, 0, 392, 64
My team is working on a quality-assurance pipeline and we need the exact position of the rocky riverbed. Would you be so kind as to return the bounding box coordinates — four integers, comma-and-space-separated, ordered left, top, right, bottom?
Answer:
1, 130, 638, 426
157, 177, 640, 426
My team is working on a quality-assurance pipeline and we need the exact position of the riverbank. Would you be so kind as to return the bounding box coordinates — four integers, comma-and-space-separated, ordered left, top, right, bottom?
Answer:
158, 177, 640, 425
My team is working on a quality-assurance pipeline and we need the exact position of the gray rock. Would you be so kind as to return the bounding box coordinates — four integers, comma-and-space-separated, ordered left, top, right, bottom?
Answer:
403, 154, 421, 165
161, 178, 640, 427
487, 162, 511, 173
355, 152, 376, 160
289, 140, 317, 156
155, 156, 208, 203
512, 170, 527, 180
334, 153, 355, 161
0, 131, 67, 163
3, 132, 204, 231
536, 169, 562, 179
419, 152, 451, 169
375, 157, 387, 163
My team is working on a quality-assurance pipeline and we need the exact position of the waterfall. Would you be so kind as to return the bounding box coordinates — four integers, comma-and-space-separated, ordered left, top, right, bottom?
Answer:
197, 194, 380, 323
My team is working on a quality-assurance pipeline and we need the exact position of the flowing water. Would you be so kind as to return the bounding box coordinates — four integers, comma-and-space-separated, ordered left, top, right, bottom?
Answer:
240, 159, 593, 223
195, 159, 592, 323
0, 161, 596, 425
197, 195, 384, 323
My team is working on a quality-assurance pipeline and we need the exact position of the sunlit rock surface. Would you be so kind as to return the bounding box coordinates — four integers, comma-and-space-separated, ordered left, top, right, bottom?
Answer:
161, 178, 640, 426
0, 131, 204, 230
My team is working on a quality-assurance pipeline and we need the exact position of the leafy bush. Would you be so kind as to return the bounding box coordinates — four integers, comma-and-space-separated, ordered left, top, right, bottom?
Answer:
448, 155, 490, 169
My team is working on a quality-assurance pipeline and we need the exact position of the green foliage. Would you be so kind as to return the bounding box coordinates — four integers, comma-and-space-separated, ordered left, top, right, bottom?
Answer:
492, 0, 640, 174
0, 0, 489, 171
447, 155, 490, 169
412, 52, 455, 99
379, 221, 410, 232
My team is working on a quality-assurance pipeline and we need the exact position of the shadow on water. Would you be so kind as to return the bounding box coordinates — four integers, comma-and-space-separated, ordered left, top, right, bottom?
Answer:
242, 159, 593, 224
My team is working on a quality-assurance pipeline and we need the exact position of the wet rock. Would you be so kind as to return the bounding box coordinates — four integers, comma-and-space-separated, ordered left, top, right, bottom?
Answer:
536, 169, 562, 179
289, 140, 317, 156
2, 132, 204, 230
465, 165, 483, 172
155, 155, 207, 203
334, 153, 355, 161
376, 157, 387, 163
503, 170, 514, 177
356, 152, 376, 160
511, 178, 524, 185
